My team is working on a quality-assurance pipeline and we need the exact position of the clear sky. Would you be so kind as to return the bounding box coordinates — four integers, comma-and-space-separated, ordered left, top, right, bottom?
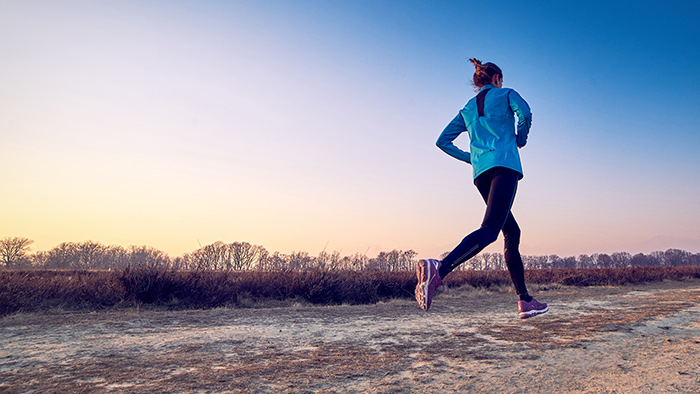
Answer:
2, 0, 699, 259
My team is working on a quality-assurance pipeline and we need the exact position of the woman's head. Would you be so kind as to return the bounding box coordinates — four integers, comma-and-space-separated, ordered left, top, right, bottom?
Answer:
469, 58, 502, 89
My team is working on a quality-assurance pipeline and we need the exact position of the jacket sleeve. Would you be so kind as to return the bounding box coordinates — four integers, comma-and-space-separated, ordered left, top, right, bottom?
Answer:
508, 90, 532, 148
436, 113, 471, 164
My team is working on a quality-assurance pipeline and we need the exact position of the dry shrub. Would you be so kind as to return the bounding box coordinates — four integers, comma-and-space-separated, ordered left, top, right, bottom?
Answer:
444, 270, 512, 289
0, 270, 124, 315
230, 270, 415, 305
525, 267, 700, 287
2, 266, 700, 315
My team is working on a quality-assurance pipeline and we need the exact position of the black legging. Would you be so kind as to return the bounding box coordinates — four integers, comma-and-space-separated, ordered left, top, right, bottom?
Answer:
439, 166, 528, 296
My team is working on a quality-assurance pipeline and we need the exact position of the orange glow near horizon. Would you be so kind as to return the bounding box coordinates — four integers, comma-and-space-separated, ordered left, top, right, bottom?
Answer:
2, 2, 700, 260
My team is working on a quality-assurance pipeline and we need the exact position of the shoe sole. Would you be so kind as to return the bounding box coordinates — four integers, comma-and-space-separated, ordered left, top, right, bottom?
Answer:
414, 284, 426, 310
416, 259, 433, 311
417, 259, 429, 282
519, 305, 549, 319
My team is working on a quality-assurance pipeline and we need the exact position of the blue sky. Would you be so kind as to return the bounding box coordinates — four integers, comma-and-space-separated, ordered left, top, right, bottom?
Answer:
1, 0, 699, 258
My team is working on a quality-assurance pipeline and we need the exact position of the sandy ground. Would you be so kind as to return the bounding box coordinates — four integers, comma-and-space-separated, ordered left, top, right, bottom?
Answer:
1, 280, 700, 393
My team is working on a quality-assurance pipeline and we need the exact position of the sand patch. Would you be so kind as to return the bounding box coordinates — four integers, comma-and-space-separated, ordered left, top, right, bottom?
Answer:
2, 280, 700, 393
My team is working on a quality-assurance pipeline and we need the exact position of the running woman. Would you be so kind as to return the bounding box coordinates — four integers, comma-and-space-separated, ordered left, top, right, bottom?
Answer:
415, 58, 548, 319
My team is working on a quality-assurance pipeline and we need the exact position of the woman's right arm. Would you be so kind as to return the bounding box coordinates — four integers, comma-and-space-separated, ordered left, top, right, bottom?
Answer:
436, 113, 471, 164
508, 90, 532, 148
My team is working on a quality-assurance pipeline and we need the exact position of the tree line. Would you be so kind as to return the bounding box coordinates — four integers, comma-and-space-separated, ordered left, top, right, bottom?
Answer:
1, 236, 699, 271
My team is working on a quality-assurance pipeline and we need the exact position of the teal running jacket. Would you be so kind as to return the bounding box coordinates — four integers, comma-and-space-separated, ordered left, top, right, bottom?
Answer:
437, 84, 532, 180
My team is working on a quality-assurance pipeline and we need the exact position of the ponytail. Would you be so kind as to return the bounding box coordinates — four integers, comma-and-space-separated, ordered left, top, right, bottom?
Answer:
469, 58, 502, 90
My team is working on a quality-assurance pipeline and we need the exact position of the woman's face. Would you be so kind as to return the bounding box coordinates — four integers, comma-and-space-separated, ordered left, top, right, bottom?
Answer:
492, 74, 503, 88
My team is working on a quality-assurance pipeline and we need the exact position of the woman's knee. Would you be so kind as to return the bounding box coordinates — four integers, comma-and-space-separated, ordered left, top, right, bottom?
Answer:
480, 226, 499, 245
502, 217, 521, 243
503, 227, 520, 245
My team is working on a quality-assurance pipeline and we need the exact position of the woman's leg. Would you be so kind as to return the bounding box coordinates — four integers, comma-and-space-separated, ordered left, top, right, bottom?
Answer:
502, 214, 528, 297
439, 167, 518, 279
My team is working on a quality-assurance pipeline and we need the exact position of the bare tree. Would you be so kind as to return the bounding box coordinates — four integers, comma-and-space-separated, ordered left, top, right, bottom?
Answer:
400, 250, 418, 271
365, 249, 417, 271
74, 241, 108, 269
42, 242, 78, 269
346, 253, 369, 270
372, 251, 398, 270
128, 245, 170, 268
463, 254, 487, 270
577, 254, 595, 268
170, 256, 186, 270
263, 251, 288, 271
0, 237, 33, 268
229, 242, 265, 270
662, 249, 691, 267
317, 250, 342, 270
104, 245, 129, 269
524, 255, 548, 269
183, 241, 266, 270
254, 246, 269, 270
288, 251, 314, 270
194, 241, 225, 270
610, 252, 632, 268
593, 253, 612, 268
483, 253, 505, 270
183, 242, 224, 270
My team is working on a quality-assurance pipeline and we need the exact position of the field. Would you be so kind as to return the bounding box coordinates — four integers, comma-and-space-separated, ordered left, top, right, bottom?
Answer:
3, 266, 700, 316
2, 278, 700, 393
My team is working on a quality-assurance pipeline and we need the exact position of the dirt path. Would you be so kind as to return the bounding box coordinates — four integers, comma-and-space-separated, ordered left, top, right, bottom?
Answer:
2, 280, 700, 393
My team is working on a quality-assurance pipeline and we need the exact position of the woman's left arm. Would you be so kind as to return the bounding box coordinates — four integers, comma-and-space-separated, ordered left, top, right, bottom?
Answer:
436, 113, 472, 163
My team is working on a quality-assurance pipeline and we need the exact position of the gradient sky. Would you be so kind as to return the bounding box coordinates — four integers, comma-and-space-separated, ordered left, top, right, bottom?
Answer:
2, 0, 699, 259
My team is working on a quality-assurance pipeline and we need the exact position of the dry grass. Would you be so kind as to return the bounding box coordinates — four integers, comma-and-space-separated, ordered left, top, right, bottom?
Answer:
2, 266, 700, 316
2, 281, 700, 393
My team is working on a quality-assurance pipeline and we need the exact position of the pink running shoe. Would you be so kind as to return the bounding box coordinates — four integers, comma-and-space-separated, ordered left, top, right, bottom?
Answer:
415, 259, 443, 311
518, 297, 549, 319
